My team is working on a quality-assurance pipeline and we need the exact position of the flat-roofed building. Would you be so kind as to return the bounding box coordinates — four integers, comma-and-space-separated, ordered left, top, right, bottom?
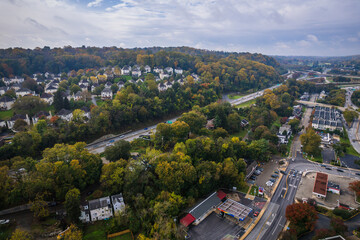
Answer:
313, 172, 328, 198
217, 199, 253, 221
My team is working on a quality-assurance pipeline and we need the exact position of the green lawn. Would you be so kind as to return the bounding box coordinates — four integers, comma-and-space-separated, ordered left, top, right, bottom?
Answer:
231, 128, 248, 139
229, 94, 245, 100
340, 134, 360, 157
235, 99, 256, 108
83, 222, 107, 240
249, 185, 259, 196
0, 109, 14, 120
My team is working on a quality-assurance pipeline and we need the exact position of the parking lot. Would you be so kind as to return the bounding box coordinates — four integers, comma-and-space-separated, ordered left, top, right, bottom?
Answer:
247, 158, 285, 196
340, 154, 360, 169
187, 212, 244, 240
322, 148, 336, 164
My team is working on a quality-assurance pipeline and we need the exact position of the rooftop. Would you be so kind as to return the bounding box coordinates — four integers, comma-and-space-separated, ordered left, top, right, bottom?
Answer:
313, 172, 328, 197
217, 199, 253, 221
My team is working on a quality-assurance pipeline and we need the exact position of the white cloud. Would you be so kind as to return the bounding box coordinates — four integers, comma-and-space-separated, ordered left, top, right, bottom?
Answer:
0, 0, 359, 56
87, 0, 103, 8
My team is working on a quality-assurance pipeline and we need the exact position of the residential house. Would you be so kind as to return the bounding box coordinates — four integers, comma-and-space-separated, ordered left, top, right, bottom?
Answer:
277, 124, 292, 144
121, 65, 131, 75
97, 75, 107, 82
0, 86, 8, 95
101, 88, 113, 100
36, 78, 45, 85
61, 91, 72, 101
111, 193, 125, 215
45, 85, 58, 94
174, 67, 183, 75
72, 91, 83, 101
144, 65, 151, 73
206, 119, 215, 130
164, 67, 173, 75
117, 81, 125, 90
153, 67, 163, 74
2, 77, 11, 86
159, 72, 169, 80
89, 196, 113, 222
56, 109, 73, 121
80, 107, 91, 120
132, 66, 141, 78
10, 83, 21, 91
16, 88, 33, 97
191, 73, 200, 81
136, 79, 144, 84
79, 79, 90, 87
105, 82, 112, 88
79, 84, 88, 92
0, 120, 6, 128
6, 114, 30, 129
10, 76, 24, 85
158, 83, 167, 92
177, 78, 185, 85
293, 105, 302, 118
32, 111, 51, 124
79, 204, 91, 223
40, 93, 54, 105
0, 96, 15, 110
241, 119, 249, 127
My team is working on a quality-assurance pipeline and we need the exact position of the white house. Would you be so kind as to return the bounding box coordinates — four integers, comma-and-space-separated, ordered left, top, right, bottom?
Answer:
45, 85, 58, 94
111, 193, 125, 215
72, 91, 83, 101
80, 107, 91, 120
117, 81, 125, 90
153, 67, 163, 74
174, 68, 183, 75
16, 88, 33, 97
177, 79, 185, 85
0, 120, 6, 128
0, 96, 15, 110
0, 86, 8, 95
89, 196, 113, 222
132, 66, 141, 78
91, 83, 99, 92
6, 114, 31, 129
2, 77, 11, 86
79, 79, 90, 87
158, 83, 167, 92
105, 82, 112, 88
277, 124, 292, 144
121, 65, 131, 75
144, 65, 151, 73
56, 109, 73, 121
164, 67, 173, 74
79, 204, 91, 223
32, 111, 51, 124
101, 88, 113, 100
10, 77, 24, 84
159, 72, 170, 80
40, 93, 53, 105
79, 84, 88, 92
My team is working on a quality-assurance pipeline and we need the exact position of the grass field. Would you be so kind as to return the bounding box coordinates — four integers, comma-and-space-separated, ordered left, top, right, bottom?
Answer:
231, 128, 248, 140
110, 232, 133, 240
340, 134, 360, 157
0, 109, 14, 120
229, 94, 245, 100
235, 99, 256, 108
83, 222, 107, 240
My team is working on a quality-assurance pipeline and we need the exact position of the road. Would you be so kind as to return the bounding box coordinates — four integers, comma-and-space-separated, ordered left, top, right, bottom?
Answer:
91, 95, 97, 106
87, 84, 284, 154
245, 94, 360, 240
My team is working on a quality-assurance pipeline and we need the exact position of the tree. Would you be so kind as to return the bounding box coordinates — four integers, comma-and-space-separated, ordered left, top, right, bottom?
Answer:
227, 112, 242, 133
330, 217, 347, 235
349, 180, 360, 198
171, 121, 190, 142
53, 91, 64, 112
0, 166, 11, 209
100, 160, 126, 195
177, 110, 207, 134
285, 203, 318, 233
312, 228, 336, 240
12, 96, 48, 117
343, 109, 359, 125
212, 127, 229, 139
64, 224, 83, 240
104, 140, 131, 162
30, 193, 50, 220
65, 188, 81, 223
10, 229, 33, 240
13, 119, 28, 131
289, 118, 300, 133
72, 109, 85, 123
300, 128, 321, 157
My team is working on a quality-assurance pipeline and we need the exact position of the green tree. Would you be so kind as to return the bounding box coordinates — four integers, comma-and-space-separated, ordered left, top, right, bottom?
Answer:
226, 112, 241, 133
177, 110, 207, 134
104, 140, 131, 162
171, 121, 190, 142
289, 118, 300, 133
10, 229, 33, 240
65, 188, 81, 223
343, 109, 359, 125
12, 96, 48, 117
30, 193, 50, 220
100, 160, 127, 195
64, 224, 83, 240
300, 128, 321, 157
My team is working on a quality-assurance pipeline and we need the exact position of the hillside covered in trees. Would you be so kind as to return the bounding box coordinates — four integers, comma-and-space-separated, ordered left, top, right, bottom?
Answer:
0, 46, 282, 92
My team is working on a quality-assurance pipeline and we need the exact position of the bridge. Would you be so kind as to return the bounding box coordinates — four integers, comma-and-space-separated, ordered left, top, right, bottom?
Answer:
296, 100, 347, 112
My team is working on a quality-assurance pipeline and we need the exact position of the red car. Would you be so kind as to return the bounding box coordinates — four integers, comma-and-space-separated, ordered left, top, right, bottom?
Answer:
254, 211, 259, 217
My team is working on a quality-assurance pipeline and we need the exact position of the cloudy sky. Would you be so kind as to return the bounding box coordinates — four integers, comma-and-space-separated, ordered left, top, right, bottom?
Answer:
0, 0, 359, 56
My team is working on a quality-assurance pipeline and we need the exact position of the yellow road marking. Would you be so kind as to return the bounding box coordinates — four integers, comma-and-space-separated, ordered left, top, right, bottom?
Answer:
283, 174, 290, 199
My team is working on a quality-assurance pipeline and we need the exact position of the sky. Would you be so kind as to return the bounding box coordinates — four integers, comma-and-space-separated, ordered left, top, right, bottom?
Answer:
0, 0, 359, 56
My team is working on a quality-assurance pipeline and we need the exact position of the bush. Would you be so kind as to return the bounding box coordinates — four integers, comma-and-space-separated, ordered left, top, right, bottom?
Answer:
332, 208, 352, 219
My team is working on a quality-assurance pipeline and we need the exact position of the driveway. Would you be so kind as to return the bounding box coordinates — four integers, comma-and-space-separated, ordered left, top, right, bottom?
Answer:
321, 148, 336, 164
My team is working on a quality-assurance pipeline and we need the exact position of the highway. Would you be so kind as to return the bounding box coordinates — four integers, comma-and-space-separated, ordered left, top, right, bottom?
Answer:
86, 83, 284, 154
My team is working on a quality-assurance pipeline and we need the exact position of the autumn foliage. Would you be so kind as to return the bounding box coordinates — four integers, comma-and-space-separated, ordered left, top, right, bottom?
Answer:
349, 180, 360, 197
285, 202, 318, 234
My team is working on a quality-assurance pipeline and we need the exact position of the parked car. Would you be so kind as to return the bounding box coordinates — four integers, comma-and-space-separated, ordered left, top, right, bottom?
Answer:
256, 167, 264, 172
280, 170, 287, 175
321, 164, 326, 167
274, 171, 279, 174
266, 181, 274, 186
337, 169, 344, 172
269, 178, 276, 183
271, 174, 279, 178
250, 175, 257, 180
254, 211, 259, 217
0, 219, 10, 225
248, 180, 255, 184
325, 167, 332, 170
356, 172, 360, 176
254, 170, 261, 176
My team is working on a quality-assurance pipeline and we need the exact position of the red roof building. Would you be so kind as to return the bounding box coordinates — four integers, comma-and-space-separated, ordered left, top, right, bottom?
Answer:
313, 172, 328, 198
217, 190, 227, 200
180, 213, 196, 227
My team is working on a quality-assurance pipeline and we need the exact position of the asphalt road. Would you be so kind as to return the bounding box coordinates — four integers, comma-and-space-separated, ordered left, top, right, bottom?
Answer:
87, 84, 284, 154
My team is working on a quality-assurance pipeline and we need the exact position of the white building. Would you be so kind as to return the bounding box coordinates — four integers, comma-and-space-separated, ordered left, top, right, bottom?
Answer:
0, 96, 15, 110
121, 66, 131, 75
164, 67, 173, 74
40, 93, 54, 105
89, 196, 113, 222
159, 72, 170, 80
56, 109, 73, 121
144, 65, 151, 73
16, 88, 33, 97
79, 204, 91, 223
277, 124, 292, 144
101, 88, 113, 100
174, 68, 183, 75
0, 86, 8, 95
45, 85, 58, 94
6, 114, 31, 129
111, 193, 125, 215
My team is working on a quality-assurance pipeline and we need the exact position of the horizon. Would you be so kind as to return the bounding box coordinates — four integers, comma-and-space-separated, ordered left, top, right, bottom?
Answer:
0, 0, 359, 57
